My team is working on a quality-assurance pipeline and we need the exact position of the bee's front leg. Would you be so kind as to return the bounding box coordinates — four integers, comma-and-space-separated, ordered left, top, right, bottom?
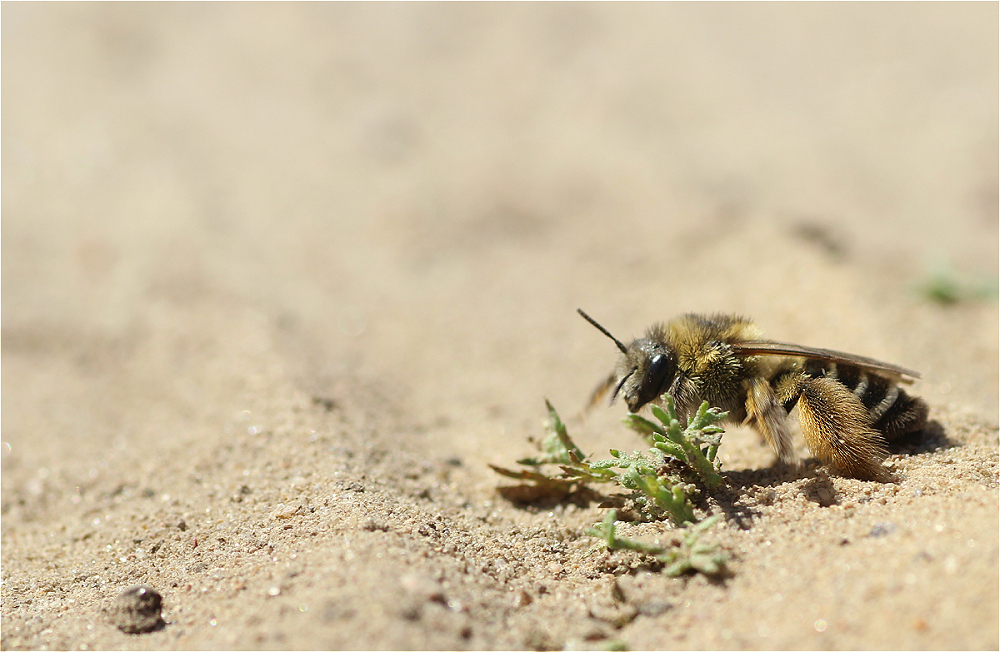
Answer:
746, 376, 796, 465
585, 371, 619, 411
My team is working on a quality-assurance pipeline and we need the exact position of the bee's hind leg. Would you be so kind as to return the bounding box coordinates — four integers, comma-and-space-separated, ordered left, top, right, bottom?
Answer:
777, 374, 891, 481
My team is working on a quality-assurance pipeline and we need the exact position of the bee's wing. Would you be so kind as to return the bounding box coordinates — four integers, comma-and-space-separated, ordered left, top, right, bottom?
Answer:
731, 340, 921, 383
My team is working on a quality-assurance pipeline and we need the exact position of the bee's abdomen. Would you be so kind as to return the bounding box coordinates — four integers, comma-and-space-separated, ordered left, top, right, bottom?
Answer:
801, 360, 928, 441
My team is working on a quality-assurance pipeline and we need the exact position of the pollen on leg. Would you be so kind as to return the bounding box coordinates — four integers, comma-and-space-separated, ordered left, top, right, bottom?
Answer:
796, 377, 890, 481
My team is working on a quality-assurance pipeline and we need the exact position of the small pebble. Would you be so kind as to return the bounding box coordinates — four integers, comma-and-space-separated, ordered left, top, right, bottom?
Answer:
108, 585, 165, 634
814, 486, 836, 506
399, 572, 445, 603
868, 522, 897, 538
638, 600, 672, 617
362, 519, 390, 532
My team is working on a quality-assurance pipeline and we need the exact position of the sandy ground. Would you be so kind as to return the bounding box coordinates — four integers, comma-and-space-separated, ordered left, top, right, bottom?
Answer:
2, 4, 998, 650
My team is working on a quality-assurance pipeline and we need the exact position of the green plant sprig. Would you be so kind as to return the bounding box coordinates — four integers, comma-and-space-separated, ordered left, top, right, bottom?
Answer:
623, 396, 727, 489
489, 399, 618, 493
586, 510, 727, 577
491, 396, 731, 574
590, 449, 697, 525
492, 396, 728, 514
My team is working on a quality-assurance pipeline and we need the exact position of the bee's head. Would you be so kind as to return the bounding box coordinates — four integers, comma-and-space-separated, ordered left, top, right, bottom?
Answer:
578, 309, 677, 413
615, 333, 678, 412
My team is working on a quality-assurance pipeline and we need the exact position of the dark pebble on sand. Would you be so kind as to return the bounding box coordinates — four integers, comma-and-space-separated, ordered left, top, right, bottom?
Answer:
108, 585, 165, 634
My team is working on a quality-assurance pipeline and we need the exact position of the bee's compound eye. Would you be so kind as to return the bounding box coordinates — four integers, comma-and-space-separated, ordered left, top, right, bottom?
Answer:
647, 353, 669, 382
640, 353, 673, 404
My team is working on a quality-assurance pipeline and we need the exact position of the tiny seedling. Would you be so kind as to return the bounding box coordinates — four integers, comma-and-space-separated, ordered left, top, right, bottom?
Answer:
493, 396, 727, 524
586, 510, 727, 578
511, 399, 618, 484
490, 399, 617, 501
620, 397, 726, 489
492, 395, 731, 575
589, 449, 697, 525
916, 259, 999, 305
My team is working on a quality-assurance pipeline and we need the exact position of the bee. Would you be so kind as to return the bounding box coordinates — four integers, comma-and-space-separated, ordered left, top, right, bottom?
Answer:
578, 309, 928, 480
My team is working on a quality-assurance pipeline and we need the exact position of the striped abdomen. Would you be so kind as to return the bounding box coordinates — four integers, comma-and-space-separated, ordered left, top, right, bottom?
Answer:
798, 360, 928, 441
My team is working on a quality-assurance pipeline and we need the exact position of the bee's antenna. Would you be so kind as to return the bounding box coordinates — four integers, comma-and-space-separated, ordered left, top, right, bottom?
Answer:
577, 309, 628, 354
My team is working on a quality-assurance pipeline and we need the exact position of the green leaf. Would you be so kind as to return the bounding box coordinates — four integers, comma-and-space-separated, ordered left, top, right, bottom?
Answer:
587, 511, 728, 578
544, 398, 585, 462
623, 414, 664, 443
639, 397, 727, 489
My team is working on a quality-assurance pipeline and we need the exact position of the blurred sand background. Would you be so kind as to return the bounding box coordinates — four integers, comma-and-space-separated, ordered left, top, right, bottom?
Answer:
2, 3, 997, 650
